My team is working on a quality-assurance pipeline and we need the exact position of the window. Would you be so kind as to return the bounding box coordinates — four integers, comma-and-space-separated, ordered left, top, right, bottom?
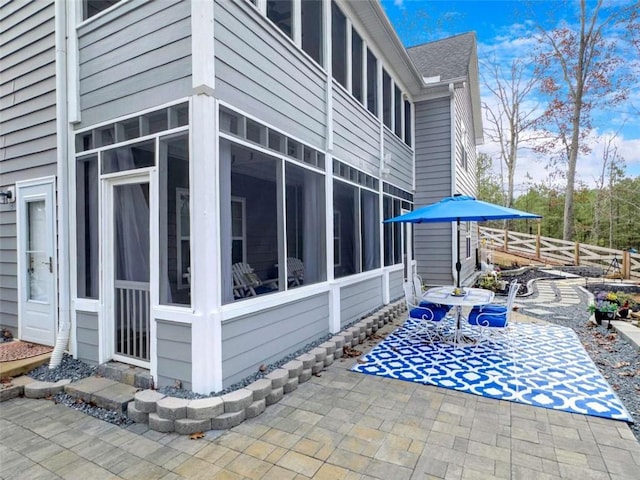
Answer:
302, 0, 323, 66
383, 196, 402, 266
331, 1, 347, 88
159, 134, 190, 306
101, 141, 155, 174
176, 189, 190, 290
231, 197, 246, 264
219, 140, 326, 303
394, 86, 402, 137
351, 30, 364, 103
366, 48, 378, 116
404, 99, 412, 147
333, 179, 380, 278
83, 0, 120, 20
267, 0, 292, 38
466, 222, 472, 259
382, 70, 392, 128
333, 211, 341, 267
76, 155, 99, 299
285, 163, 327, 289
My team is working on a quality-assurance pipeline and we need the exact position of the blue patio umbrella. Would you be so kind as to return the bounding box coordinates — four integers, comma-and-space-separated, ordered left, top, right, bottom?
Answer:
384, 194, 541, 288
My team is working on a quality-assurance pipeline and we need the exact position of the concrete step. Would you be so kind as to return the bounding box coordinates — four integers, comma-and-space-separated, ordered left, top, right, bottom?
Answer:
96, 361, 153, 389
64, 376, 137, 414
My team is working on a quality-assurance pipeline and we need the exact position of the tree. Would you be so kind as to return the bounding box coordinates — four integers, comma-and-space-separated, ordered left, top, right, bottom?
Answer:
475, 152, 504, 205
534, 0, 632, 240
481, 57, 544, 208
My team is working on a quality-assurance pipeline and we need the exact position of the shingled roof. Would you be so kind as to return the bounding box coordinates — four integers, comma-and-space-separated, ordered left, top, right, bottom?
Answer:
407, 32, 476, 81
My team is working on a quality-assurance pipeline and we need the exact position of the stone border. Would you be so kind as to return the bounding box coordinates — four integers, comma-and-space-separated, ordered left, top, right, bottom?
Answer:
126, 300, 405, 434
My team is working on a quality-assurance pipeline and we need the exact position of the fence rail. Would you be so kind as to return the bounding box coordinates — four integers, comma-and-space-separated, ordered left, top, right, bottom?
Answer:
479, 226, 640, 281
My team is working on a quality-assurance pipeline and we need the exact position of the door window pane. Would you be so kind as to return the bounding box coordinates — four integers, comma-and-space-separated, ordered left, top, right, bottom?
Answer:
27, 201, 48, 302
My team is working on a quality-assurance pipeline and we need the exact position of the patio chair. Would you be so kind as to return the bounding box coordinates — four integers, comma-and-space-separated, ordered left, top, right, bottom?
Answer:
400, 281, 451, 344
232, 262, 278, 298
286, 257, 304, 287
466, 279, 519, 348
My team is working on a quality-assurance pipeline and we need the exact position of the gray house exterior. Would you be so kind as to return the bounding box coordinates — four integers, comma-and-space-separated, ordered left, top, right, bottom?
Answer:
0, 0, 480, 394
408, 33, 484, 287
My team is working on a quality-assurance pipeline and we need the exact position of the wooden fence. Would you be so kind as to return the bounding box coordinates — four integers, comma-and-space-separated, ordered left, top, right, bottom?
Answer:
479, 226, 640, 281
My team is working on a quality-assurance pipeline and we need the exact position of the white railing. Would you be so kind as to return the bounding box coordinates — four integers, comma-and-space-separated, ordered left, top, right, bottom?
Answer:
115, 280, 150, 361
479, 226, 640, 280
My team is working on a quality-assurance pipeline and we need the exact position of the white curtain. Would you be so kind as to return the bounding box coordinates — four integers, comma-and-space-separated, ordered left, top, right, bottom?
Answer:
113, 149, 149, 284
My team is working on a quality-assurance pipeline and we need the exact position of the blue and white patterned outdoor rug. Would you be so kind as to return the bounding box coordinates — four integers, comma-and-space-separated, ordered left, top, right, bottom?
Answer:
351, 318, 633, 422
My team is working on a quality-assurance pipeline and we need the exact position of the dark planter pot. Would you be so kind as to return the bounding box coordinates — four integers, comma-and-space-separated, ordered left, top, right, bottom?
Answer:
594, 310, 615, 325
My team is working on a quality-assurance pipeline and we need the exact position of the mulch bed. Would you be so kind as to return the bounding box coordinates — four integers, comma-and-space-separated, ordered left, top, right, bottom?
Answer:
0, 341, 53, 362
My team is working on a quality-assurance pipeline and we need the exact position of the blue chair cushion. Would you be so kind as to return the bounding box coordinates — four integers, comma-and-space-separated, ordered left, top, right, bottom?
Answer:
410, 306, 447, 322
472, 304, 507, 314
467, 309, 507, 327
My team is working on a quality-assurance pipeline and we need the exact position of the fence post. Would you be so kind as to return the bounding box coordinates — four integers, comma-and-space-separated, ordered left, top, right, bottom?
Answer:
536, 223, 541, 259
574, 242, 580, 266
623, 251, 630, 279
504, 229, 509, 252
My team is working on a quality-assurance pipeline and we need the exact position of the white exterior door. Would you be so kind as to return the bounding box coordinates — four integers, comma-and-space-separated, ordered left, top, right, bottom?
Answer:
17, 178, 56, 346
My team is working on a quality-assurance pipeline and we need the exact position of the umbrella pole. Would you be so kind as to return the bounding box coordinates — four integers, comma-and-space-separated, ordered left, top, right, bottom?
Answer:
456, 218, 461, 289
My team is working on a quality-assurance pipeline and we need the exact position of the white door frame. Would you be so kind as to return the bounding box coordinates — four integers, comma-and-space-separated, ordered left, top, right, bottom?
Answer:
101, 171, 152, 368
16, 176, 57, 346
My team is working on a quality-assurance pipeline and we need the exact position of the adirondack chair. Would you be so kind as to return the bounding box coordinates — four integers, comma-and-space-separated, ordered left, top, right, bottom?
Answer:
232, 262, 278, 298
286, 257, 304, 286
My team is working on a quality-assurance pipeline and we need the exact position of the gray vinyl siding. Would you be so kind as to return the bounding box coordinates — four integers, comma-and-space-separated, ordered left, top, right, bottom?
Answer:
383, 129, 413, 192
221, 292, 330, 387
156, 320, 192, 390
76, 311, 99, 364
454, 88, 478, 284
389, 268, 404, 301
340, 277, 383, 327
332, 87, 379, 175
0, 0, 57, 331
413, 97, 454, 285
76, 0, 191, 128
215, 0, 326, 150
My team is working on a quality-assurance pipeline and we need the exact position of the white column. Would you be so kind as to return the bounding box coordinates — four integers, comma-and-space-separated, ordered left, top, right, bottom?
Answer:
190, 0, 221, 394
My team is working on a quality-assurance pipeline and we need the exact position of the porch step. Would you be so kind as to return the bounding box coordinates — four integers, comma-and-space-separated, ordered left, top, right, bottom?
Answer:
64, 376, 137, 414
97, 361, 153, 389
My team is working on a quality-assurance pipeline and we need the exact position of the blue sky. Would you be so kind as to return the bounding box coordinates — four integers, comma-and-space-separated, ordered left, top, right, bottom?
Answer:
381, 0, 640, 192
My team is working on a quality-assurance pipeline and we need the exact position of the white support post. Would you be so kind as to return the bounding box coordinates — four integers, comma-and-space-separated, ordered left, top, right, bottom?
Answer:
190, 0, 221, 394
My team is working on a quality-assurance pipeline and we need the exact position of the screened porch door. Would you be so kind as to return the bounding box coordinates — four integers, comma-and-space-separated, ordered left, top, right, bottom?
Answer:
106, 177, 150, 365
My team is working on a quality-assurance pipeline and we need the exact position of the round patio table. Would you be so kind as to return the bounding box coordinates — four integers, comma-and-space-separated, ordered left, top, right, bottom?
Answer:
422, 286, 495, 342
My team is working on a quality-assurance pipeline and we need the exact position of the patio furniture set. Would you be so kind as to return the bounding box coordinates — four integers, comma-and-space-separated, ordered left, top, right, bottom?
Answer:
402, 276, 519, 349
